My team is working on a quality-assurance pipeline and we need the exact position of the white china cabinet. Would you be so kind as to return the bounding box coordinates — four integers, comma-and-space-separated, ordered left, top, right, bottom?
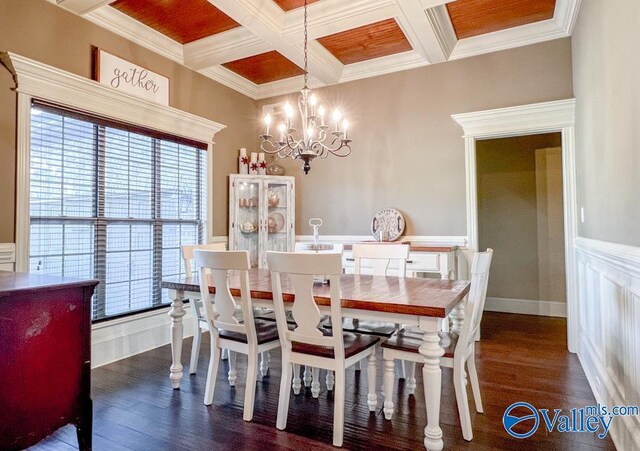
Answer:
228, 174, 295, 268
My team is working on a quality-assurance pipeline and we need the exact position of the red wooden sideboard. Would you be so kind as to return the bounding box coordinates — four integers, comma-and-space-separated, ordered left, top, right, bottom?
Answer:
0, 272, 98, 450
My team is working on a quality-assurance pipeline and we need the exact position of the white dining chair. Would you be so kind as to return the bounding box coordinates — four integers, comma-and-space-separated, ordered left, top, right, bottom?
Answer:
380, 249, 493, 441
182, 242, 227, 374
194, 249, 281, 421
267, 251, 380, 447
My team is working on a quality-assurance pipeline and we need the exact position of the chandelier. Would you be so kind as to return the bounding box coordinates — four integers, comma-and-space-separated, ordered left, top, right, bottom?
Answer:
259, 0, 351, 174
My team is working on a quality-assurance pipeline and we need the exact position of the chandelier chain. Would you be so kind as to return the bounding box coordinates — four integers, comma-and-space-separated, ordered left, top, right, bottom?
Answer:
303, 0, 308, 87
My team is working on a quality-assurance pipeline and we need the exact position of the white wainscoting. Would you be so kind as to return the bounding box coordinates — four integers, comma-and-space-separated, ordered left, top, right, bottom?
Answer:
575, 237, 640, 451
92, 304, 196, 368
484, 297, 567, 317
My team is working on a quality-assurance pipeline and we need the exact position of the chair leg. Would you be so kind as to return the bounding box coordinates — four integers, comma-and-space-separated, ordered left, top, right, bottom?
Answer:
333, 368, 346, 447
277, 362, 293, 431
367, 349, 378, 412
260, 352, 269, 379
355, 360, 362, 371
292, 364, 302, 395
227, 351, 237, 387
311, 367, 320, 398
383, 357, 395, 420
453, 360, 473, 441
303, 365, 312, 387
243, 352, 258, 422
467, 353, 483, 413
189, 320, 202, 375
396, 360, 406, 379
405, 361, 417, 395
204, 339, 221, 405
326, 370, 335, 391
221, 348, 229, 360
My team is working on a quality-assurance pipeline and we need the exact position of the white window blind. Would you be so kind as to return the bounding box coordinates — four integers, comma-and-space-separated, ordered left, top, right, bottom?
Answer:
29, 102, 207, 321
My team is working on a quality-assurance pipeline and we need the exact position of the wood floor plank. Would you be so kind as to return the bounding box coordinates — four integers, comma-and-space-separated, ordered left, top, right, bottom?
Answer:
29, 312, 616, 450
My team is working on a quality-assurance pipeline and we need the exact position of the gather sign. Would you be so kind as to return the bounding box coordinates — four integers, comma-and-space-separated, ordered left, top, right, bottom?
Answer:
93, 49, 169, 105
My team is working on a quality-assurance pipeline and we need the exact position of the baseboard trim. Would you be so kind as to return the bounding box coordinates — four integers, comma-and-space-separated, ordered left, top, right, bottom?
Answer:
91, 305, 196, 368
485, 296, 567, 317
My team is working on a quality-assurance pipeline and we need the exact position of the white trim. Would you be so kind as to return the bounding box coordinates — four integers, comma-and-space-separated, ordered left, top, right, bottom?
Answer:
451, 99, 579, 352
339, 50, 428, 84
84, 7, 184, 65
91, 305, 196, 368
396, 1, 455, 63
184, 27, 272, 69
2, 52, 225, 272
485, 297, 567, 317
576, 237, 640, 278
56, 0, 115, 15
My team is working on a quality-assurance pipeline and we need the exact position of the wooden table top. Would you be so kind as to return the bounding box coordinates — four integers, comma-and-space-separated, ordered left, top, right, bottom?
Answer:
162, 270, 470, 318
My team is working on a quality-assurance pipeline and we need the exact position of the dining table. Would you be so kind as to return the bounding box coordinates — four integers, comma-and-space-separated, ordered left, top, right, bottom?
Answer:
162, 270, 471, 451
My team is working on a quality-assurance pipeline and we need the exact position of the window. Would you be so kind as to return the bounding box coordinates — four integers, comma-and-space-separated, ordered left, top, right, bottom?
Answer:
29, 103, 207, 321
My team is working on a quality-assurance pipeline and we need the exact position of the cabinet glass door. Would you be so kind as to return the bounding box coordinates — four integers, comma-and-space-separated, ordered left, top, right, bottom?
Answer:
234, 179, 262, 268
263, 180, 292, 263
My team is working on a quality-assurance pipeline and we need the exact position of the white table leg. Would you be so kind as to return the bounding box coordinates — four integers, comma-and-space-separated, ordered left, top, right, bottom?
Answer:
419, 317, 445, 451
450, 300, 466, 335
169, 290, 186, 389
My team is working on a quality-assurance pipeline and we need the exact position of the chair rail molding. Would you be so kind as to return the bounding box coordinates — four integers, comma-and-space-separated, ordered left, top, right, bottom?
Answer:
0, 52, 225, 272
575, 237, 640, 451
451, 98, 579, 353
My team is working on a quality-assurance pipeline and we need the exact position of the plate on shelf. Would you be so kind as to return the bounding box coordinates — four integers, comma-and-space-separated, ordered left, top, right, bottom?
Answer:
268, 212, 285, 233
371, 208, 405, 241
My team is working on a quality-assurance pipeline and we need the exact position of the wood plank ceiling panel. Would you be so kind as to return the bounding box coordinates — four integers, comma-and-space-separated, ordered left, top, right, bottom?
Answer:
447, 0, 557, 39
111, 0, 240, 44
272, 0, 321, 12
316, 18, 413, 65
222, 51, 305, 85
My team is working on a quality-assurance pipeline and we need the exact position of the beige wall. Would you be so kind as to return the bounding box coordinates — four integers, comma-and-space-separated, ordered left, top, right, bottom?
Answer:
477, 133, 564, 301
257, 39, 574, 236
0, 0, 257, 241
572, 0, 640, 246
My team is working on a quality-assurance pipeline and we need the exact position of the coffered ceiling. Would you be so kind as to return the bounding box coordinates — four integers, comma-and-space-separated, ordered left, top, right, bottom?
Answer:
53, 0, 581, 100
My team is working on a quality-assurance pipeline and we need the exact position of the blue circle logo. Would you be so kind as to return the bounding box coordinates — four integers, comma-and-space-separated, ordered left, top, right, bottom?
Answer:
503, 402, 539, 439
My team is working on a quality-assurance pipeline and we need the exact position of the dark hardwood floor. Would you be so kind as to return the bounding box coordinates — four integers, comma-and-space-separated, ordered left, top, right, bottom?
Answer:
30, 312, 616, 450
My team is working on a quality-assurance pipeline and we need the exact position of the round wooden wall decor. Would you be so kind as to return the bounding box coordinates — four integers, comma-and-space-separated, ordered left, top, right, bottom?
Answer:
371, 208, 405, 241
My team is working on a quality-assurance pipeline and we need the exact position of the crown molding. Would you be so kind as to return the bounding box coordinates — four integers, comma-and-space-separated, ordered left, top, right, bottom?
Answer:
1, 52, 225, 143
554, 0, 583, 35
282, 0, 399, 40
198, 66, 260, 99
184, 27, 272, 69
84, 6, 183, 64
340, 50, 428, 83
56, 0, 115, 15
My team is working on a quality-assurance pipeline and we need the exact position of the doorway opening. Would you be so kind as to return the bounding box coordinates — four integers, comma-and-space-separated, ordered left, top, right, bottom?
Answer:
476, 133, 567, 317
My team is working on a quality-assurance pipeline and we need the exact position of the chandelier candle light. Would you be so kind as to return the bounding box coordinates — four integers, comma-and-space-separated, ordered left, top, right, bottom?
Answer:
259, 0, 351, 174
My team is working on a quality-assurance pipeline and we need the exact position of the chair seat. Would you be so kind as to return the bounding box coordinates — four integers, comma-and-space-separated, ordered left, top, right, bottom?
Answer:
323, 318, 398, 338
292, 331, 379, 359
381, 330, 458, 358
219, 320, 280, 345
253, 310, 298, 325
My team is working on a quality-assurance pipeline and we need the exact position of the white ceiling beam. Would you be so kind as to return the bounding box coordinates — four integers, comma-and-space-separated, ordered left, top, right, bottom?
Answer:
184, 27, 272, 69
281, 0, 400, 40
209, 0, 343, 85
57, 0, 116, 15
395, 0, 456, 63
339, 50, 428, 83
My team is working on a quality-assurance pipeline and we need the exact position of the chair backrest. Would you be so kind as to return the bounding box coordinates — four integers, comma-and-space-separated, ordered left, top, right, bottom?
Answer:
194, 250, 256, 343
352, 243, 409, 277
294, 242, 344, 254
182, 242, 226, 274
267, 251, 345, 360
456, 249, 493, 355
